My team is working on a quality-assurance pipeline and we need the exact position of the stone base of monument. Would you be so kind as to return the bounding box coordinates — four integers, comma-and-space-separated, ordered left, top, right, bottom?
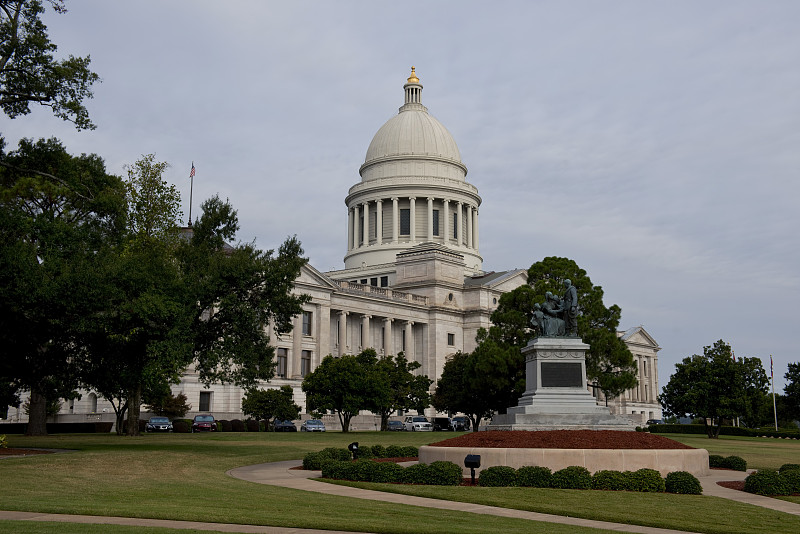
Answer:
488, 337, 638, 431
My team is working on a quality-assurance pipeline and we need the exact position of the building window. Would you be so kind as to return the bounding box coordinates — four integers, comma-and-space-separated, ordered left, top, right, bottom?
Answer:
453, 212, 458, 239
400, 208, 410, 235
401, 329, 406, 352
302, 311, 312, 336
199, 391, 212, 412
381, 327, 385, 349
447, 333, 455, 346
359, 215, 364, 244
380, 276, 388, 287
88, 393, 97, 412
276, 348, 287, 378
370, 277, 378, 286
371, 211, 377, 240
301, 350, 311, 377
360, 278, 367, 284
432, 209, 440, 236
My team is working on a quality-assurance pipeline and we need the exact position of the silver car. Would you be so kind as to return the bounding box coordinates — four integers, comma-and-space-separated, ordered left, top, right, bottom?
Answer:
300, 419, 326, 432
403, 415, 433, 432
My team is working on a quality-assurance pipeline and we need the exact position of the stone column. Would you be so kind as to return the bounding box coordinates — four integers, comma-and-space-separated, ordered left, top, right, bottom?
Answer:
427, 197, 434, 241
391, 197, 399, 243
353, 204, 360, 248
409, 197, 416, 242
347, 207, 353, 251
362, 201, 369, 246
338, 311, 348, 356
404, 321, 414, 361
362, 314, 371, 349
267, 316, 276, 344
467, 204, 473, 248
443, 199, 449, 244
376, 199, 383, 245
456, 201, 463, 245
383, 317, 393, 355
474, 208, 479, 251
291, 313, 303, 378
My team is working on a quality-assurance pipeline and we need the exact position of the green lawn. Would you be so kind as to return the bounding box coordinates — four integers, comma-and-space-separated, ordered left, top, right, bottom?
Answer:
1, 431, 799, 534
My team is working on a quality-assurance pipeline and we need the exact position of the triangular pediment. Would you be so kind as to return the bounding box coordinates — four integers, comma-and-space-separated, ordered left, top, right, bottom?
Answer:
295, 263, 339, 290
619, 326, 660, 350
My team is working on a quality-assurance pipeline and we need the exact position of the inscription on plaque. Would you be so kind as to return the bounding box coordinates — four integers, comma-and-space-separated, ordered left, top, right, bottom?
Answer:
541, 362, 583, 388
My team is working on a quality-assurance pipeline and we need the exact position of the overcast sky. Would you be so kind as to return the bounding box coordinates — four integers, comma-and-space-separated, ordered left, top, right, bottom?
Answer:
4, 1, 798, 393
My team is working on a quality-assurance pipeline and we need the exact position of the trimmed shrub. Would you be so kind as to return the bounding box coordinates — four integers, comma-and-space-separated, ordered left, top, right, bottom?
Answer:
665, 471, 702, 495
780, 469, 800, 494
245, 419, 259, 432
708, 454, 725, 468
591, 470, 628, 491
721, 455, 747, 471
357, 445, 375, 459
517, 466, 552, 488
172, 420, 190, 433
321, 460, 351, 480
400, 445, 419, 458
218, 420, 232, 432
321, 447, 351, 461
303, 451, 335, 471
401, 463, 433, 484
371, 444, 387, 458
230, 419, 246, 432
479, 466, 518, 487
428, 461, 463, 486
779, 463, 800, 474
370, 462, 404, 483
551, 466, 592, 489
625, 468, 665, 492
744, 469, 791, 496
385, 445, 403, 458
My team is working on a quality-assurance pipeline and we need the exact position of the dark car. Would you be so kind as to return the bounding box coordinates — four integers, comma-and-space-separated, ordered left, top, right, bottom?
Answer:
386, 420, 404, 431
145, 416, 173, 432
646, 419, 663, 426
432, 417, 453, 431
452, 416, 471, 431
191, 414, 216, 432
273, 419, 297, 432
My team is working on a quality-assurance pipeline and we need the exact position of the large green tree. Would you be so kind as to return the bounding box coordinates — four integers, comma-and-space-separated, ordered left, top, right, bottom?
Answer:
658, 340, 769, 438
0, 0, 99, 130
241, 385, 300, 431
432, 352, 494, 432
785, 362, 800, 422
370, 352, 432, 431
0, 137, 125, 435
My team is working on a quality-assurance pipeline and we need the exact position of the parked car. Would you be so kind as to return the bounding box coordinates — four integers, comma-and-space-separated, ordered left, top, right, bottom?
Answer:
300, 419, 326, 432
403, 415, 433, 432
191, 414, 216, 432
646, 419, 663, 426
145, 416, 173, 432
432, 417, 453, 431
452, 416, 471, 431
273, 419, 297, 432
386, 420, 405, 431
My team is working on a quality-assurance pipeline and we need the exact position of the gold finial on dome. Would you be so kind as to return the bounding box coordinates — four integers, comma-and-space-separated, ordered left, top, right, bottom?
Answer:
407, 66, 419, 84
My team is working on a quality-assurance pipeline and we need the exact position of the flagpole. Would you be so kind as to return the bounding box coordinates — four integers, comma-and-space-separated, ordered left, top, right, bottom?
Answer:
188, 162, 195, 227
771, 355, 778, 431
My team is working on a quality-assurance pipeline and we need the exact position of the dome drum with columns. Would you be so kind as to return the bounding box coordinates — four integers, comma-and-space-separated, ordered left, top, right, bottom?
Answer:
343, 67, 483, 274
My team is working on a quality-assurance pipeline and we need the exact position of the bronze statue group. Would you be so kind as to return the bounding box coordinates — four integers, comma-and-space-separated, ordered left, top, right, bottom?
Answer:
531, 279, 578, 338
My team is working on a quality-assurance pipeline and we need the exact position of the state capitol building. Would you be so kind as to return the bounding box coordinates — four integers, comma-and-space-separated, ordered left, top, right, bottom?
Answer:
5, 69, 663, 428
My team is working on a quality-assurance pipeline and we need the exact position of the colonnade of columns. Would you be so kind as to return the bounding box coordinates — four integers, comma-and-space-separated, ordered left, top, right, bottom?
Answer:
347, 196, 479, 251
336, 309, 417, 362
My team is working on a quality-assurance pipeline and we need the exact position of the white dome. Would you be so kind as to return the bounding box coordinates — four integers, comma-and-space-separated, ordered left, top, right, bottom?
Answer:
364, 108, 462, 166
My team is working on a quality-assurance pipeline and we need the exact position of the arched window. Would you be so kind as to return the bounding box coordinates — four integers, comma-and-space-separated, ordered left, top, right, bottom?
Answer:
88, 393, 98, 413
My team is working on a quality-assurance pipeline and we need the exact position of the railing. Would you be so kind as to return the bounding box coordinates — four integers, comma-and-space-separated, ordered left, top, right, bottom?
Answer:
333, 280, 427, 305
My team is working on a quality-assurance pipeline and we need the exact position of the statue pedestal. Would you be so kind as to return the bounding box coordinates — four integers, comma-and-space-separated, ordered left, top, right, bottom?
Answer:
489, 337, 638, 431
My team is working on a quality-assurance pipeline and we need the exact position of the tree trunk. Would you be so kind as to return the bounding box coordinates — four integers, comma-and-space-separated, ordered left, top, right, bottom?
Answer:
126, 385, 142, 436
25, 389, 48, 436
380, 412, 389, 432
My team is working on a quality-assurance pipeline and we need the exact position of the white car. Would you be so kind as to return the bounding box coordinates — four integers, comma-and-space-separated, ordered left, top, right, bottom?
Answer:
403, 415, 433, 432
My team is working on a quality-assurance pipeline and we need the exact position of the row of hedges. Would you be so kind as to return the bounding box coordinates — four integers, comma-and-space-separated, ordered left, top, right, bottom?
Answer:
478, 465, 701, 494
708, 455, 747, 471
322, 459, 462, 485
649, 424, 800, 439
303, 445, 419, 470
744, 464, 800, 495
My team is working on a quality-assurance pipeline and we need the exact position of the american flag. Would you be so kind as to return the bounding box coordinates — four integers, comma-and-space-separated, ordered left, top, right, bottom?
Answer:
190, 162, 195, 178
770, 355, 774, 380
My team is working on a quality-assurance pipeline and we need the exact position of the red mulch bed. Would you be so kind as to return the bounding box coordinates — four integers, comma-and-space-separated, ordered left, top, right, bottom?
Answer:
0, 448, 53, 456
718, 480, 745, 491
429, 430, 694, 450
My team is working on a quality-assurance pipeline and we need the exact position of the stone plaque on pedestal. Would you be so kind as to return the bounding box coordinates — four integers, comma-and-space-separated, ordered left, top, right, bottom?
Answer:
489, 337, 637, 431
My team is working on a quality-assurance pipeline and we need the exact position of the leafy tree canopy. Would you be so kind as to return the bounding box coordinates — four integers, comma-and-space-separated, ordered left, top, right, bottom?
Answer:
432, 351, 494, 432
785, 362, 800, 421
241, 385, 300, 429
370, 352, 432, 431
658, 340, 769, 438
0, 1, 100, 129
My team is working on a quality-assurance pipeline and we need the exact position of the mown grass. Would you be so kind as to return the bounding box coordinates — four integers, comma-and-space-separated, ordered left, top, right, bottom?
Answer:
0, 432, 611, 534
0, 521, 231, 534
2, 431, 799, 533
